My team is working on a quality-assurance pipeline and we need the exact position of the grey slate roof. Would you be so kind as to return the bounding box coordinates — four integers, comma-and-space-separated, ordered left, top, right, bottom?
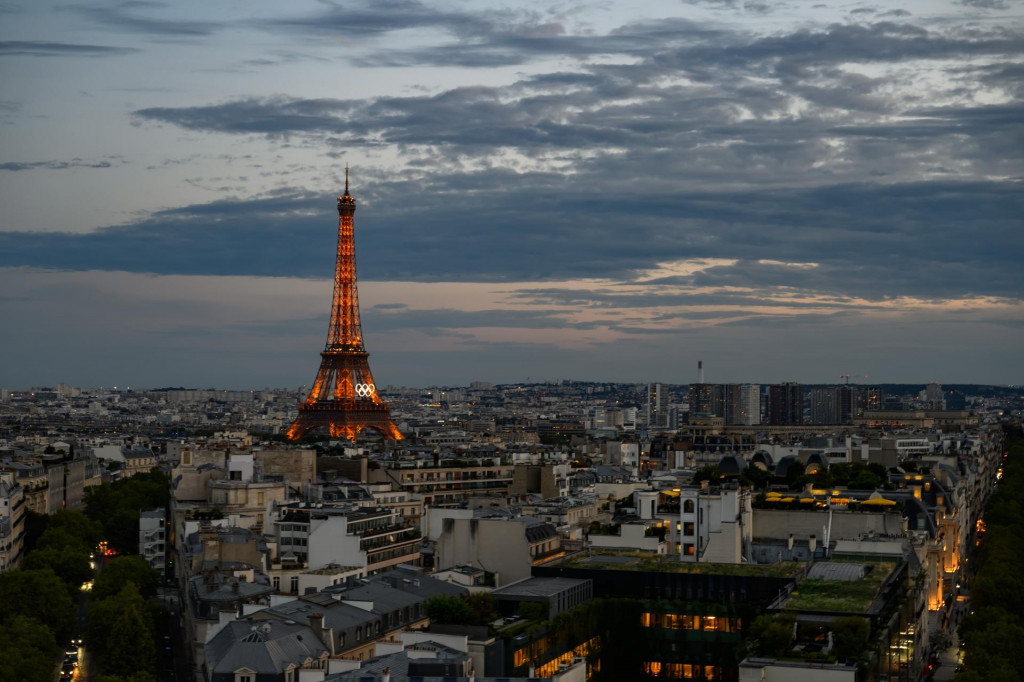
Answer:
206, 619, 326, 676
264, 594, 378, 633
325, 641, 469, 681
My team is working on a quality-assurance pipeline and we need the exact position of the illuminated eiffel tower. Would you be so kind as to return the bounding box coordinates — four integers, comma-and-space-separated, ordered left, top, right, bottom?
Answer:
286, 170, 402, 441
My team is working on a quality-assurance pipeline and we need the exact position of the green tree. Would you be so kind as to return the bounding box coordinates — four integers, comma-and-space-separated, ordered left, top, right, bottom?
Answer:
424, 594, 472, 624
847, 468, 882, 491
0, 615, 58, 682
784, 462, 806, 491
519, 601, 548, 621
465, 592, 498, 626
693, 465, 723, 485
22, 544, 93, 589
88, 583, 156, 676
85, 470, 169, 555
44, 509, 103, 551
741, 465, 771, 490
91, 555, 160, 600
22, 509, 49, 554
749, 614, 794, 657
0, 568, 76, 644
830, 616, 870, 661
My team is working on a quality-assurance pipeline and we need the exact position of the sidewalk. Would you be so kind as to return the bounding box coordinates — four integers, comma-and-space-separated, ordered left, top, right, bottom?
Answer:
931, 602, 968, 681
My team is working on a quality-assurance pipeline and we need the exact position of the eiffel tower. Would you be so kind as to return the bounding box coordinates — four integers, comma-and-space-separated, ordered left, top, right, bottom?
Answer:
286, 170, 402, 441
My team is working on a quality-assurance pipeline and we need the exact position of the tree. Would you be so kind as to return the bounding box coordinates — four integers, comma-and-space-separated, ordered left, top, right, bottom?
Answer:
465, 592, 498, 626
519, 601, 548, 621
22, 544, 93, 589
44, 509, 103, 551
749, 614, 794, 657
91, 555, 160, 600
424, 594, 472, 624
0, 569, 76, 644
22, 510, 49, 554
741, 465, 771, 490
693, 466, 723, 485
830, 616, 870, 661
0, 615, 58, 682
85, 470, 169, 555
784, 462, 806, 490
88, 583, 156, 676
847, 468, 882, 491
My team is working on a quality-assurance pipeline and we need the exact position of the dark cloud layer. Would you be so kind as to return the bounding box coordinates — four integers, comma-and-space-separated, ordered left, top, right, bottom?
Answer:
0, 157, 122, 171
8, 13, 1024, 311
0, 40, 138, 57
1, 175, 1021, 303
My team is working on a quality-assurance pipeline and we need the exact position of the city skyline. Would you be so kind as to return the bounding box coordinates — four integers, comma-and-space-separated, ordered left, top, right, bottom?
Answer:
1, 0, 1022, 389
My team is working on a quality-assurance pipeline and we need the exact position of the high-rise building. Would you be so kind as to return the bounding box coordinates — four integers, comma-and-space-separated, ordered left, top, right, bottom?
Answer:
736, 384, 761, 425
807, 386, 854, 425
858, 386, 883, 416
646, 383, 667, 428
768, 382, 804, 425
808, 388, 836, 425
688, 383, 716, 418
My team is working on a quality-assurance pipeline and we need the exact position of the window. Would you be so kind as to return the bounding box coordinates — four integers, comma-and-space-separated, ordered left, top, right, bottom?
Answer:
684, 543, 695, 556
273, 577, 280, 590
290, 577, 299, 593
684, 522, 694, 536
684, 500, 694, 513
356, 627, 362, 641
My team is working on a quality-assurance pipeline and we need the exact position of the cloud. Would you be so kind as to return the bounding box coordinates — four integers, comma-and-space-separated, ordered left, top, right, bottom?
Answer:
68, 2, 222, 36
0, 173, 1021, 306
0, 40, 138, 57
957, 0, 1009, 9
0, 157, 124, 171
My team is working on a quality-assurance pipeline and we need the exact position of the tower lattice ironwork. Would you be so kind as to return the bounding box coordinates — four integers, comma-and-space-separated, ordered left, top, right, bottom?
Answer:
286, 170, 402, 441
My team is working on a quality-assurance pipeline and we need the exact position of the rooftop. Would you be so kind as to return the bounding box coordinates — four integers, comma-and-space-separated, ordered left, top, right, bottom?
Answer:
781, 560, 897, 613
553, 550, 805, 577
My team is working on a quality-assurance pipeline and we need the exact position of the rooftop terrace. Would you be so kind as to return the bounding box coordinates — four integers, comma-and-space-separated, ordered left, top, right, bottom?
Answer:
552, 549, 805, 578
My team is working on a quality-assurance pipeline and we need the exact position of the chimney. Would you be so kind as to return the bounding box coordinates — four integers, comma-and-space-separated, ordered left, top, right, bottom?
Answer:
809, 535, 817, 554
383, 667, 390, 682
307, 612, 334, 655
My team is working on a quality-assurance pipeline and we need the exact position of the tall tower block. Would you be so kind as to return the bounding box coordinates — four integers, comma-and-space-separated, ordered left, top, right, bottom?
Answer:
286, 170, 402, 441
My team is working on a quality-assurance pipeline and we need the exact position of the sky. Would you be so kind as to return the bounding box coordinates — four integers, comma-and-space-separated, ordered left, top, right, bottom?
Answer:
1, 0, 1022, 390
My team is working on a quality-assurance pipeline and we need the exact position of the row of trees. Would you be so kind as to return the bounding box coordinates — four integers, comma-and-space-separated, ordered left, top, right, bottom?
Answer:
0, 509, 101, 681
696, 460, 891, 492
84, 469, 170, 555
85, 469, 168, 682
956, 423, 1024, 681
0, 468, 169, 682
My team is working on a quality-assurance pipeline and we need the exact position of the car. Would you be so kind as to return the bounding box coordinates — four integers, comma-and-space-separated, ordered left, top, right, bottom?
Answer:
164, 645, 173, 657
61, 661, 75, 673
59, 675, 72, 682
66, 645, 78, 656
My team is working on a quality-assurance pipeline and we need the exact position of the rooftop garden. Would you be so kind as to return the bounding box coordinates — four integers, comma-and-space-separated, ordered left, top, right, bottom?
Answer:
556, 549, 804, 578
782, 561, 896, 613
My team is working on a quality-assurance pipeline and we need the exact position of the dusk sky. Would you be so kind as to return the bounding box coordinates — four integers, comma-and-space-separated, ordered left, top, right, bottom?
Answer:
1, 0, 1022, 390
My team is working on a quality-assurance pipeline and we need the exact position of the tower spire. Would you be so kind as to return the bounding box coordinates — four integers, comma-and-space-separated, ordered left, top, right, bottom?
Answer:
287, 171, 402, 442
